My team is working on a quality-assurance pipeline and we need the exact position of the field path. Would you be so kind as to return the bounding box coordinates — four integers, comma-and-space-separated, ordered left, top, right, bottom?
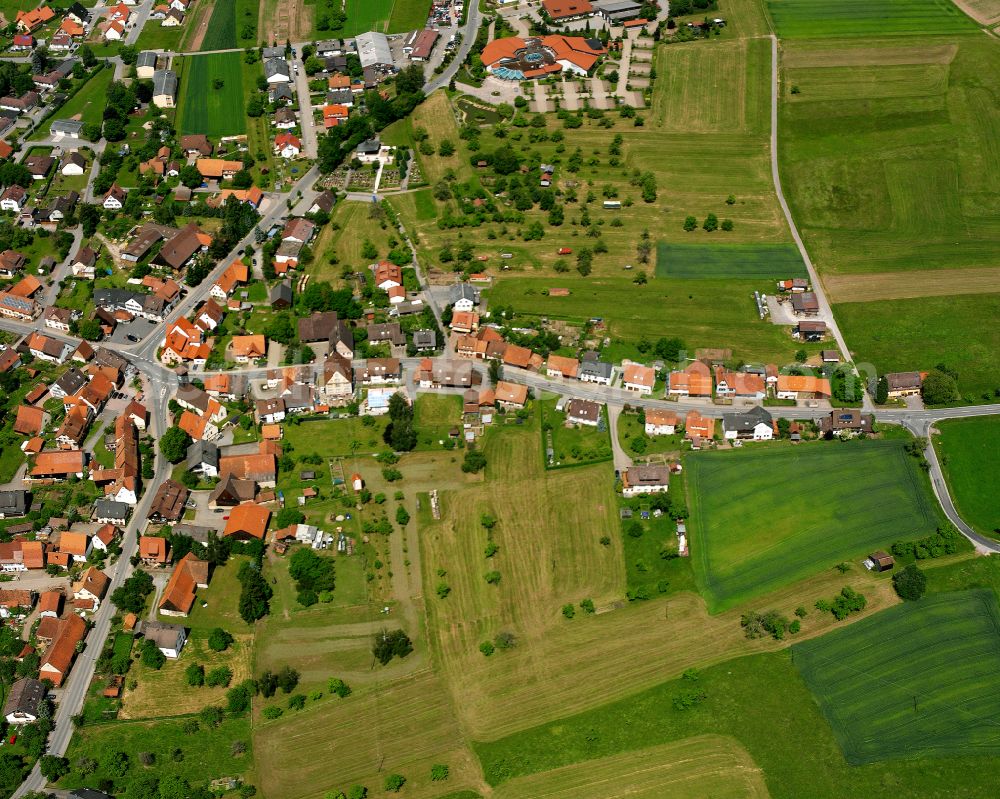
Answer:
768, 37, 857, 388
825, 266, 1000, 302
951, 0, 1000, 25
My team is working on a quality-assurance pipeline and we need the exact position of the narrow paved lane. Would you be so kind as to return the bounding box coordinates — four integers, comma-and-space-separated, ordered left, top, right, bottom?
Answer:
767, 36, 859, 397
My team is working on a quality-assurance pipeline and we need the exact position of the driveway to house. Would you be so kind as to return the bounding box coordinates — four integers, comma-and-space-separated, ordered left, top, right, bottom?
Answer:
146, 570, 169, 620
607, 403, 633, 474
42, 226, 83, 307
292, 55, 319, 159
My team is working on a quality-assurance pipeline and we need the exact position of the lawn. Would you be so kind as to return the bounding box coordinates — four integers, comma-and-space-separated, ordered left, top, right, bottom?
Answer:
386, 0, 431, 32
282, 416, 390, 459
201, 0, 237, 49
32, 66, 113, 138
793, 590, 1000, 764
656, 243, 807, 279
254, 553, 375, 694
185, 556, 255, 634
834, 293, 1000, 402
686, 440, 942, 611
766, 0, 980, 37
60, 715, 253, 791
492, 736, 769, 799
616, 411, 685, 458
413, 393, 462, 449
539, 397, 612, 468
176, 52, 247, 137
133, 23, 184, 51
474, 646, 1000, 797
933, 417, 1000, 536
619, 486, 697, 600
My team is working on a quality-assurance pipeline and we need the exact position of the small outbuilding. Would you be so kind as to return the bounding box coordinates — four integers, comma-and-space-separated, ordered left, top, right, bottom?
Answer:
866, 551, 895, 572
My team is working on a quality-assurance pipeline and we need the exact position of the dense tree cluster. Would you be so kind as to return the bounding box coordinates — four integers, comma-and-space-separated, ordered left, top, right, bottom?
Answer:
891, 524, 963, 560
288, 548, 336, 606
372, 630, 413, 665
111, 570, 155, 615
741, 609, 791, 640
893, 564, 927, 601
237, 561, 272, 624
383, 393, 417, 452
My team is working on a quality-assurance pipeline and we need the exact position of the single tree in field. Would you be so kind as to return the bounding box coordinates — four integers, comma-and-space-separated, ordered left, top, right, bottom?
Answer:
892, 564, 927, 601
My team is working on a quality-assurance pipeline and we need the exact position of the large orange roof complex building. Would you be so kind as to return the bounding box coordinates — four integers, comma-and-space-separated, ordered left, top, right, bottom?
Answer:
480, 35, 606, 80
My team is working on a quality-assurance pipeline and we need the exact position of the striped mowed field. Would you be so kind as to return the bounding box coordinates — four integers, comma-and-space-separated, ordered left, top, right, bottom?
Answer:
687, 441, 942, 611
492, 736, 770, 799
177, 53, 246, 137
793, 590, 1000, 764
766, 0, 979, 37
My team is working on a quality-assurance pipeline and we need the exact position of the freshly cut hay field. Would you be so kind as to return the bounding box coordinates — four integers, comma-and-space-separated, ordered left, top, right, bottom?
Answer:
177, 53, 246, 136
824, 266, 1000, 302
766, 0, 978, 37
119, 632, 253, 719
200, 0, 237, 49
780, 36, 1000, 276
933, 417, 1000, 537
420, 427, 899, 740
475, 645, 1000, 796
793, 590, 1000, 764
784, 62, 950, 102
651, 38, 769, 135
656, 243, 806, 279
254, 669, 483, 799
834, 293, 1000, 400
687, 441, 941, 611
957, 0, 1000, 24
492, 735, 770, 799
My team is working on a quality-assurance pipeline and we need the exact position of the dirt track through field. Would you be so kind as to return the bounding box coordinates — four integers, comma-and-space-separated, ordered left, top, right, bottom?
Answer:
182, 0, 215, 51
825, 266, 1000, 302
262, 0, 312, 44
951, 0, 1000, 25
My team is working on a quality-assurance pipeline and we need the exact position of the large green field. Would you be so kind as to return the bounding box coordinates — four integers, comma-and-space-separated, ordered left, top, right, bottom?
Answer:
779, 35, 1000, 277
656, 242, 807, 279
687, 441, 942, 611
177, 52, 247, 137
475, 648, 1000, 797
201, 0, 237, 49
934, 417, 1000, 536
343, 0, 427, 35
793, 590, 1000, 764
766, 0, 979, 38
387, 0, 431, 32
835, 293, 1000, 402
